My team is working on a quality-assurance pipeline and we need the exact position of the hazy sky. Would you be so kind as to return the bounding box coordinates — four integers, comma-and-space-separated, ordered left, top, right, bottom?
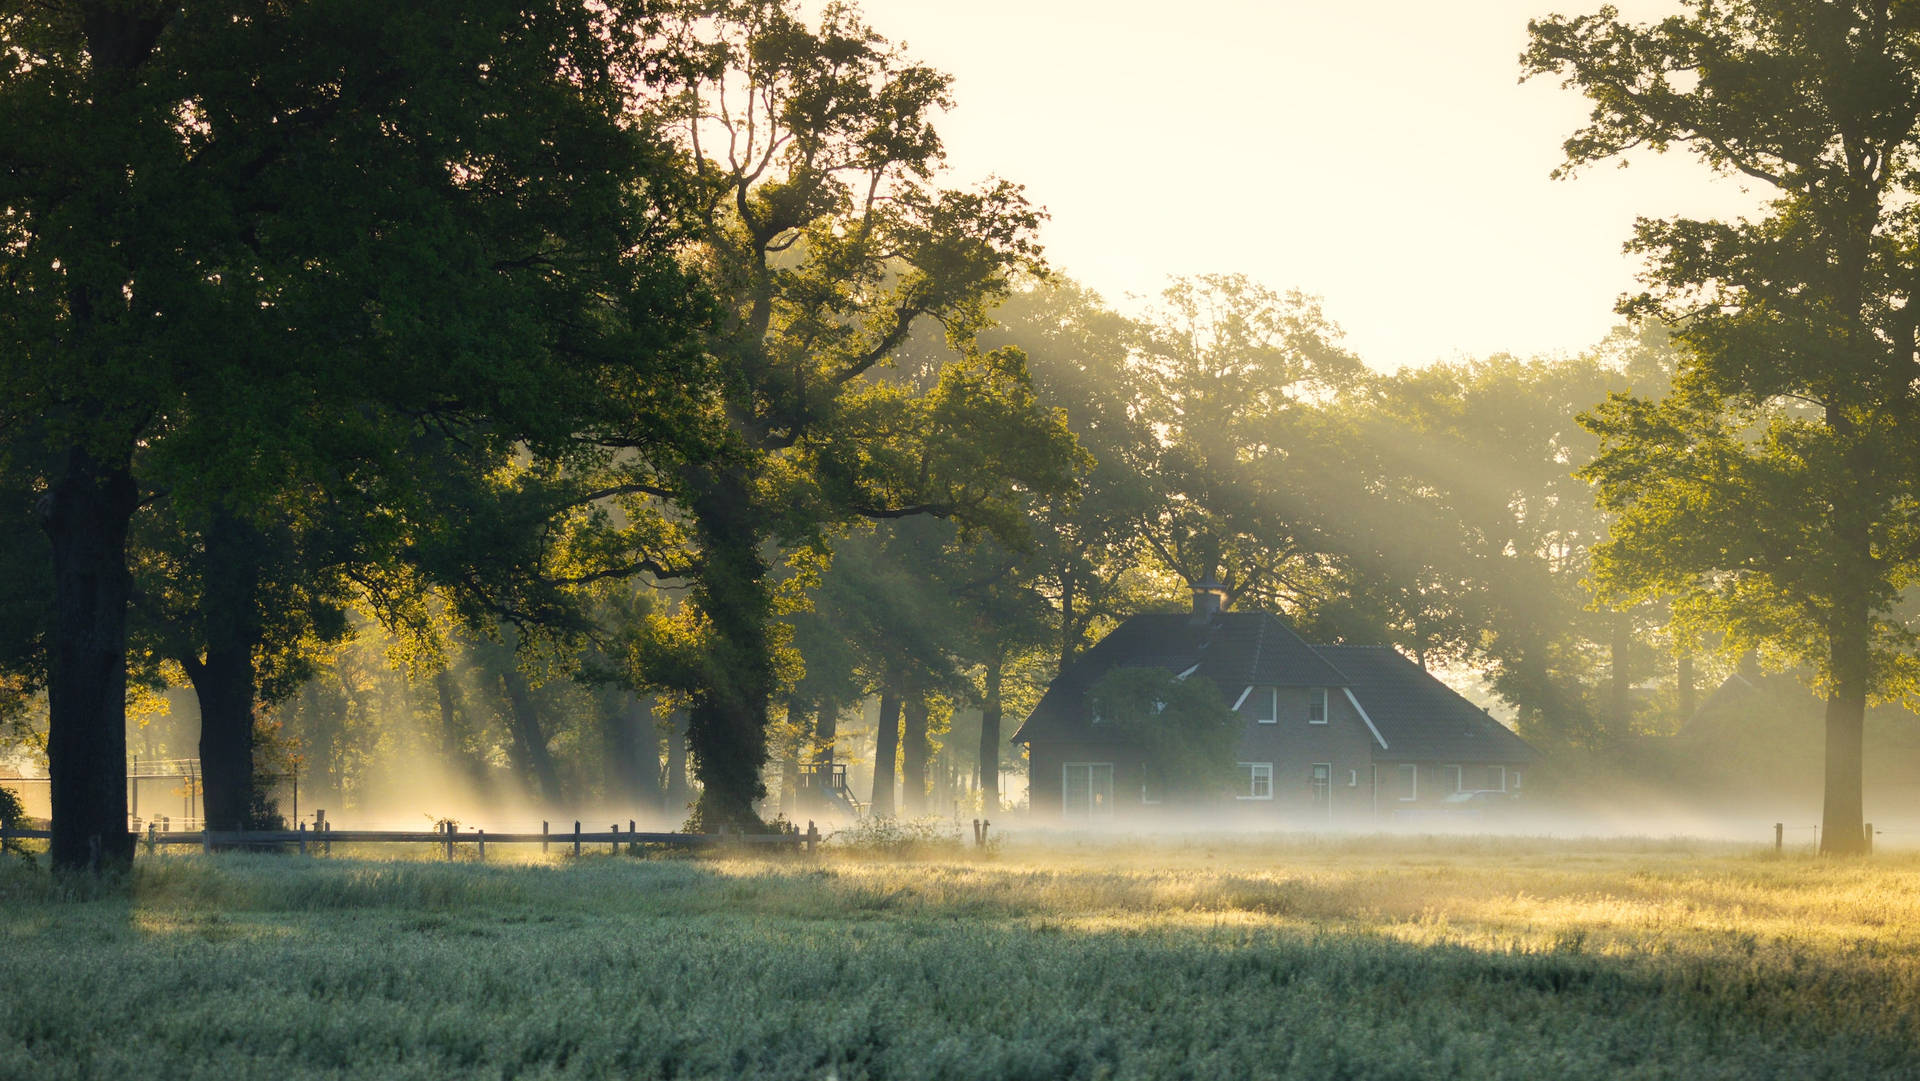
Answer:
852, 0, 1764, 371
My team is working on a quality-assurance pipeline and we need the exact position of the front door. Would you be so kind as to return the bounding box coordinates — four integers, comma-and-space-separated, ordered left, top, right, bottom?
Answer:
1310, 762, 1332, 821
1063, 762, 1114, 819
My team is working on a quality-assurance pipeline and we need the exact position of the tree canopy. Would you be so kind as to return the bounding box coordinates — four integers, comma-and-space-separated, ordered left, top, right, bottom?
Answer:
1528, 0, 1920, 853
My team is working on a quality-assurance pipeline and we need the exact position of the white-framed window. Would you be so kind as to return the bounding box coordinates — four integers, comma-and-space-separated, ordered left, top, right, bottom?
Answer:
1512, 770, 1523, 791
1443, 764, 1463, 793
1256, 687, 1278, 724
1485, 765, 1507, 792
1310, 763, 1332, 808
1063, 763, 1114, 818
1397, 763, 1418, 801
1307, 687, 1328, 724
1238, 762, 1273, 800
1347, 768, 1359, 787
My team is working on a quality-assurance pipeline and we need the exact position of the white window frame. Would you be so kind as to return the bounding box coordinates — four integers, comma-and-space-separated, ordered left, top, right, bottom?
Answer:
1238, 762, 1273, 800
1140, 765, 1162, 805
1397, 763, 1418, 801
1309, 763, 1332, 807
1062, 762, 1115, 818
1486, 765, 1508, 792
1443, 764, 1463, 794
1512, 770, 1523, 791
1255, 687, 1278, 724
1307, 686, 1328, 724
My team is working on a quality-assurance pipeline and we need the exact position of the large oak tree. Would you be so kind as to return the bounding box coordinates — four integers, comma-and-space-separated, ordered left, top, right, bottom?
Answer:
1527, 0, 1920, 853
1, 0, 692, 866
597, 0, 1077, 829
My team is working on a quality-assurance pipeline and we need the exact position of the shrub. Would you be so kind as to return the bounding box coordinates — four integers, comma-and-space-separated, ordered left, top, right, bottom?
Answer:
0, 784, 33, 864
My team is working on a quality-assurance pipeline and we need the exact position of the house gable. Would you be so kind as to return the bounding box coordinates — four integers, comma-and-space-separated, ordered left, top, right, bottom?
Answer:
1310, 645, 1536, 765
1010, 610, 1350, 746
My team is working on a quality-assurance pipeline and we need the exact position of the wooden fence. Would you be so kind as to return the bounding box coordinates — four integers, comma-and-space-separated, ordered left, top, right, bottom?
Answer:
0, 818, 823, 859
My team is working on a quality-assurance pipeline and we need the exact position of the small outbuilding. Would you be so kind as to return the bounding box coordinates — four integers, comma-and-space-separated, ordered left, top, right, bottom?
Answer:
1012, 582, 1538, 823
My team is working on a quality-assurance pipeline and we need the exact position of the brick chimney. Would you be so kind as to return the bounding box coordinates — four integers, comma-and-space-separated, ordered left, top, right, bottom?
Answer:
1190, 576, 1227, 620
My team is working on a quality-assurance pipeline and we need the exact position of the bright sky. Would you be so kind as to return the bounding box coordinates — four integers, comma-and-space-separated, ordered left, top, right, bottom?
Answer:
854, 0, 1764, 371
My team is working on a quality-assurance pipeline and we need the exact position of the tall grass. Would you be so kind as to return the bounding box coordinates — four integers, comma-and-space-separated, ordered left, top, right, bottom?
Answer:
1, 838, 1915, 1079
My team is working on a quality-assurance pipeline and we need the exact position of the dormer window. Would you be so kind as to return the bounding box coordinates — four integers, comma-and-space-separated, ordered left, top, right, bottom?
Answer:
1256, 687, 1277, 724
1307, 687, 1328, 724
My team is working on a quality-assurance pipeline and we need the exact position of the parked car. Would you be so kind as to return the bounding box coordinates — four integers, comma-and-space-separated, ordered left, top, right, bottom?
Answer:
1440, 789, 1518, 809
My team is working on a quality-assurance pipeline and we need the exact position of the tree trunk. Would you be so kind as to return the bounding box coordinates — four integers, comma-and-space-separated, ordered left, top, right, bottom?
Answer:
812, 703, 838, 767
1609, 609, 1631, 736
779, 698, 807, 816
603, 693, 663, 811
870, 681, 902, 817
41, 443, 140, 870
664, 708, 692, 815
499, 668, 563, 806
901, 678, 929, 817
1675, 647, 1695, 724
1820, 599, 1871, 855
684, 468, 774, 831
182, 506, 268, 834
979, 649, 1003, 812
1057, 571, 1078, 672
432, 668, 492, 795
182, 644, 260, 834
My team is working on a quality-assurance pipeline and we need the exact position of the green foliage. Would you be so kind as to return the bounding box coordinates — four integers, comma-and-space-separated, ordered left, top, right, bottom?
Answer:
1310, 343, 1671, 742
1087, 668, 1241, 801
0, 785, 30, 864
827, 815, 965, 856
1527, 0, 1920, 851
0, 783, 22, 833
1129, 274, 1361, 608
568, 0, 1077, 829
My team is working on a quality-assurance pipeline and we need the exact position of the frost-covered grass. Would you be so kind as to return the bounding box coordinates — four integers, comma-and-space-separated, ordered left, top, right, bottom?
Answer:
2, 836, 1916, 1080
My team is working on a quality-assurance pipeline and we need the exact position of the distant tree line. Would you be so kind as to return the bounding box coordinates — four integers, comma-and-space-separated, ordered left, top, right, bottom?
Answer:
6, 0, 1920, 865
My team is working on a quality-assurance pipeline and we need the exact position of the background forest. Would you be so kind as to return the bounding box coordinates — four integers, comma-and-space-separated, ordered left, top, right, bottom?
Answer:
7, 0, 1920, 862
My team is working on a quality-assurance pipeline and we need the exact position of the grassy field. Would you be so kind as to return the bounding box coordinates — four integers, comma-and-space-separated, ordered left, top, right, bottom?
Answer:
1, 834, 1916, 1080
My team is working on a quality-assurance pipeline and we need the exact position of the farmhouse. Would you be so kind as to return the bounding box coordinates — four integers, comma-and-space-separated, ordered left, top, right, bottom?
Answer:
1013, 582, 1538, 823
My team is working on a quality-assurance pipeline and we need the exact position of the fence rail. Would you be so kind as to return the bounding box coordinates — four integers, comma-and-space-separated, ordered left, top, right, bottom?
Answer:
0, 819, 822, 858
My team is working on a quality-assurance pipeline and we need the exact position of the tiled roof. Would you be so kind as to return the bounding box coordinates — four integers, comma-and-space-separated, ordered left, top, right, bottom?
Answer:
1011, 616, 1539, 766
1010, 611, 1349, 743
1310, 645, 1537, 764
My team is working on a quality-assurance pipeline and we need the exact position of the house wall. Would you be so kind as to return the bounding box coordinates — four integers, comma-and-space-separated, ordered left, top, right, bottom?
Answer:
1026, 685, 1392, 824
1028, 740, 1148, 821
1375, 760, 1525, 809
1229, 685, 1379, 825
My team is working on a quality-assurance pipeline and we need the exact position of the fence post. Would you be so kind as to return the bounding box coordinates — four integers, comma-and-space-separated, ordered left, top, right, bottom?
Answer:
1864, 822, 1874, 854
573, 820, 581, 857
542, 820, 549, 854
477, 829, 486, 861
982, 819, 990, 847
443, 821, 454, 861
806, 820, 818, 855
1774, 822, 1783, 852
610, 824, 618, 855
297, 821, 306, 856
971, 818, 980, 846
146, 821, 158, 855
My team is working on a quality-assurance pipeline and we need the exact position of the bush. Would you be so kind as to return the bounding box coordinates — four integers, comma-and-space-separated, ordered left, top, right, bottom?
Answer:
0, 784, 33, 864
828, 815, 964, 856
